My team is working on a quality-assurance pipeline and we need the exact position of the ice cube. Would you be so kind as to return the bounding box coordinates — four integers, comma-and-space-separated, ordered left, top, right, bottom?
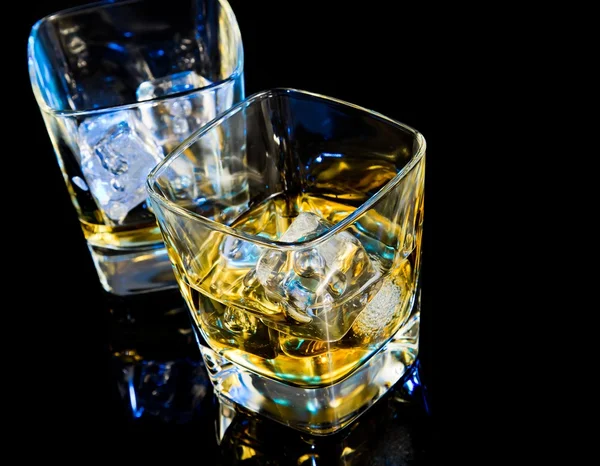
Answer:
220, 236, 261, 268
223, 306, 258, 334
352, 280, 403, 341
254, 212, 381, 337
136, 71, 217, 146
78, 110, 164, 223
136, 70, 209, 101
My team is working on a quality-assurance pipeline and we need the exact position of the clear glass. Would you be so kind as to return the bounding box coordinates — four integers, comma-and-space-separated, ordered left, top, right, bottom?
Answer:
147, 88, 426, 435
28, 0, 244, 295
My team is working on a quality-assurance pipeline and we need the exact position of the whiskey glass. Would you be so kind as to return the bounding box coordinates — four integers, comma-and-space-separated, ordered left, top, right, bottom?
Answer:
147, 88, 426, 435
28, 0, 244, 295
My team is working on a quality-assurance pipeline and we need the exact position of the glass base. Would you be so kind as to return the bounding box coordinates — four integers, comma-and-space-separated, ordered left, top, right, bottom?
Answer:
89, 244, 178, 296
214, 359, 429, 462
199, 314, 419, 436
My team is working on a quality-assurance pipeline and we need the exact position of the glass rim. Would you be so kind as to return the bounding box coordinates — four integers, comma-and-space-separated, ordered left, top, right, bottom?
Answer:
147, 87, 426, 252
27, 0, 244, 117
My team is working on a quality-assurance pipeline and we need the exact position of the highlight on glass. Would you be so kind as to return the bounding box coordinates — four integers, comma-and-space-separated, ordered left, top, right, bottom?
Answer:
28, 0, 244, 295
147, 88, 426, 435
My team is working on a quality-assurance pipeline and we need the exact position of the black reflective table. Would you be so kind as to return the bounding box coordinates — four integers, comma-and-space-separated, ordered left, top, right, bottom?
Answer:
95, 289, 436, 465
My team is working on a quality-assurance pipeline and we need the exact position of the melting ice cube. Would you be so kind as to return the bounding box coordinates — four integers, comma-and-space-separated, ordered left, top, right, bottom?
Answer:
77, 110, 164, 223
352, 279, 403, 341
220, 236, 261, 268
255, 212, 380, 334
136, 70, 210, 101
136, 70, 217, 146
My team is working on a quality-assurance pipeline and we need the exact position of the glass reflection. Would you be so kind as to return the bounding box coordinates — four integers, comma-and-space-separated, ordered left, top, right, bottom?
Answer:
105, 289, 211, 425
216, 362, 432, 465
103, 290, 432, 463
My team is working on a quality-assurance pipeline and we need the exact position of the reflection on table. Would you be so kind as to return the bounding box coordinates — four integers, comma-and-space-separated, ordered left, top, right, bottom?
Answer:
103, 289, 434, 464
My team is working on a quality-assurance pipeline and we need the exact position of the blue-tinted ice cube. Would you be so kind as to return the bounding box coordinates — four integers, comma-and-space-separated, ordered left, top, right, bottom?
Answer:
135, 70, 209, 101
220, 236, 261, 268
136, 71, 217, 146
77, 110, 164, 223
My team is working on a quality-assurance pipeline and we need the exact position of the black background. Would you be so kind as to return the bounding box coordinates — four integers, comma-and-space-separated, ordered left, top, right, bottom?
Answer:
12, 0, 491, 461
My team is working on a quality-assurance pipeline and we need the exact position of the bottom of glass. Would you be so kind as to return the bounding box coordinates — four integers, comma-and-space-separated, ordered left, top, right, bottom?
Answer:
88, 243, 178, 296
199, 313, 419, 436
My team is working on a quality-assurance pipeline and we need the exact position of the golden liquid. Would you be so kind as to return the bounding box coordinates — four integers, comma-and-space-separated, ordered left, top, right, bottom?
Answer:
175, 194, 418, 388
81, 219, 163, 250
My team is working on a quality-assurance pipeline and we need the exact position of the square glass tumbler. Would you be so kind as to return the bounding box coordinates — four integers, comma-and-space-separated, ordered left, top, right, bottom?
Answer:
146, 88, 426, 435
28, 0, 244, 295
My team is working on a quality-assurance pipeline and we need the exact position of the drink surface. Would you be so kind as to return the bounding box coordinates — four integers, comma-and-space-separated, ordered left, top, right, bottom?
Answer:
175, 193, 419, 388
81, 219, 163, 250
